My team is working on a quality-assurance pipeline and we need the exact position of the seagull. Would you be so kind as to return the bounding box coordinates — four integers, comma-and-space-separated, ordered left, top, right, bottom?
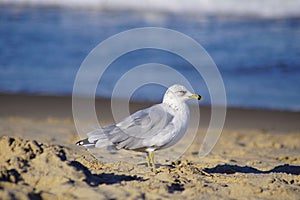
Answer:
76, 84, 202, 173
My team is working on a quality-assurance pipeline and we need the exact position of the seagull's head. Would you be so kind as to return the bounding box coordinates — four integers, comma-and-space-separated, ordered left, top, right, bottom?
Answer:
163, 84, 203, 104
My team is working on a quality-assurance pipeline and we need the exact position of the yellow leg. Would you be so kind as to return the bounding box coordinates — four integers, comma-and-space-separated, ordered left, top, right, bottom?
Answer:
146, 154, 151, 168
149, 151, 157, 173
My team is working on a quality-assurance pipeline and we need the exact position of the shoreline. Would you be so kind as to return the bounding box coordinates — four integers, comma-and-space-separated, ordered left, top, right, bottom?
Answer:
1, 93, 299, 133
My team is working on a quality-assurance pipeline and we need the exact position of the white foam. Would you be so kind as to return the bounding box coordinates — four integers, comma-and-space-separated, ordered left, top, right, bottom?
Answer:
1, 0, 300, 19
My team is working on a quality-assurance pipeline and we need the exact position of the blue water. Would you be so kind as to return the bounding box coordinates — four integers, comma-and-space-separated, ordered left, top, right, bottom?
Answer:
0, 5, 300, 111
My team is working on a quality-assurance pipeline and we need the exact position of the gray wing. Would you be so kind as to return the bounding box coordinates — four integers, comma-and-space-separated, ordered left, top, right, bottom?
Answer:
106, 104, 175, 150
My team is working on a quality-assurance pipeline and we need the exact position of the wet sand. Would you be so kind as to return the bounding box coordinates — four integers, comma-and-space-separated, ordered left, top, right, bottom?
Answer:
0, 94, 299, 199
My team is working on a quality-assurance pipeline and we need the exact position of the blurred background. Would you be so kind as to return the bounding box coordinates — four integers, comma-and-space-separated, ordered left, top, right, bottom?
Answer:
0, 0, 300, 111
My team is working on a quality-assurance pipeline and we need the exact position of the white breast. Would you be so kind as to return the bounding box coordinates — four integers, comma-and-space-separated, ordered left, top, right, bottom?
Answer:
159, 102, 190, 150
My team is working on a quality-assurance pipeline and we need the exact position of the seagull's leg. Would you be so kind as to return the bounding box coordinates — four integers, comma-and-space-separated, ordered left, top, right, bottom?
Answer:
149, 151, 157, 173
146, 153, 151, 168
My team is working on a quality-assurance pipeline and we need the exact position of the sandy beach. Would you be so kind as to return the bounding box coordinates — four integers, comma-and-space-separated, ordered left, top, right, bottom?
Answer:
0, 94, 299, 199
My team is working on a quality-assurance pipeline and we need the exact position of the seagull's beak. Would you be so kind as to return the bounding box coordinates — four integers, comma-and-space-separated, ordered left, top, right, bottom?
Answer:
189, 94, 203, 100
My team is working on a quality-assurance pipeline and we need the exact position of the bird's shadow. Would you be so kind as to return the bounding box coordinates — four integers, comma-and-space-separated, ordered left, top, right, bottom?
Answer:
203, 164, 300, 175
69, 161, 145, 187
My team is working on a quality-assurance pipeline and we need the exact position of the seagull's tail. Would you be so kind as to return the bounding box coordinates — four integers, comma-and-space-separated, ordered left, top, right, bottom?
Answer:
76, 126, 115, 150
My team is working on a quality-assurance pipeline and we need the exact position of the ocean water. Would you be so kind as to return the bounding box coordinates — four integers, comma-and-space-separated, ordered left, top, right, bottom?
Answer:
0, 1, 300, 111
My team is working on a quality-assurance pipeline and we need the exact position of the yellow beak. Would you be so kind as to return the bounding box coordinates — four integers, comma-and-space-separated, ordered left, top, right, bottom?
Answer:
189, 94, 203, 100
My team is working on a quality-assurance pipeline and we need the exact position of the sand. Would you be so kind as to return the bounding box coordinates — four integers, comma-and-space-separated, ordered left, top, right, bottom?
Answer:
0, 94, 299, 199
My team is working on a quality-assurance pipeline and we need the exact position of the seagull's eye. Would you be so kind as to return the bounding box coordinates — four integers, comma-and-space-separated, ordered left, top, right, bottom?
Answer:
177, 90, 187, 95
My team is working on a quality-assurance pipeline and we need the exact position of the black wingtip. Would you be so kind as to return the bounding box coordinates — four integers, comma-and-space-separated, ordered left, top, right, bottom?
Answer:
76, 138, 90, 146
76, 140, 84, 146
76, 138, 96, 149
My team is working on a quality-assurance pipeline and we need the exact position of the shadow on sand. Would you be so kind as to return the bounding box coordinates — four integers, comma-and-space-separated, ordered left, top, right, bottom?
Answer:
204, 164, 300, 175
69, 161, 145, 186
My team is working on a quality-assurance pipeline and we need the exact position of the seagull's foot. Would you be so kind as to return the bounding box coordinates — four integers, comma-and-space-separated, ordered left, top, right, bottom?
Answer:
152, 164, 157, 174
